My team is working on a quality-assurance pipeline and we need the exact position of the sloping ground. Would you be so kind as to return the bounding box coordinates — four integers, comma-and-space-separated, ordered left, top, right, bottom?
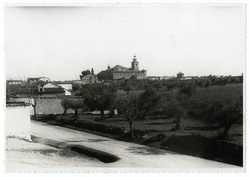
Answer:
160, 135, 243, 166
38, 116, 243, 167
30, 121, 240, 171
5, 137, 103, 172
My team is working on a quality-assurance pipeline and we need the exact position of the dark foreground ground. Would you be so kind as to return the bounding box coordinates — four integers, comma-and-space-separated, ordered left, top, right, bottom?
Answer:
37, 113, 243, 167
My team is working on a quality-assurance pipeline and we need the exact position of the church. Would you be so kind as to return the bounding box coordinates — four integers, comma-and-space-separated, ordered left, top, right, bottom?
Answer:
97, 55, 147, 81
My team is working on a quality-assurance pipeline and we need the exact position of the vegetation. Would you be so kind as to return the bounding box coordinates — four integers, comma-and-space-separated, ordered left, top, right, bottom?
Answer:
189, 84, 243, 138
70, 99, 85, 117
137, 85, 161, 120
116, 93, 139, 139
80, 70, 91, 78
162, 83, 195, 130
60, 98, 85, 117
38, 81, 243, 166
61, 97, 71, 115
71, 79, 243, 138
124, 82, 134, 94
78, 84, 117, 120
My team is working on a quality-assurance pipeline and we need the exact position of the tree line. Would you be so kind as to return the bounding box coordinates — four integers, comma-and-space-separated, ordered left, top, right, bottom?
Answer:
61, 82, 243, 139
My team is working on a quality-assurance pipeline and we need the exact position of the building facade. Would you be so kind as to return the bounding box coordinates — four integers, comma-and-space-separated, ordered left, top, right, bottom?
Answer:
80, 74, 99, 84
97, 55, 147, 81
6, 80, 25, 85
27, 77, 50, 84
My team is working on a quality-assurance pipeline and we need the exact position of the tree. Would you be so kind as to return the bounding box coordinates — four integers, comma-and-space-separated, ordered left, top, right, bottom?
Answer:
81, 84, 116, 120
137, 85, 161, 119
165, 83, 175, 90
25, 83, 38, 120
152, 81, 163, 91
163, 97, 186, 130
80, 70, 91, 79
69, 99, 85, 117
91, 68, 94, 74
163, 84, 195, 130
116, 93, 139, 139
178, 83, 196, 97
197, 96, 243, 138
124, 83, 134, 94
30, 97, 38, 120
61, 98, 71, 115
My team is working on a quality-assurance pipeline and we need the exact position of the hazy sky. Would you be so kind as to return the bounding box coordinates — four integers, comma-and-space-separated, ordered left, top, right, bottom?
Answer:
4, 5, 245, 81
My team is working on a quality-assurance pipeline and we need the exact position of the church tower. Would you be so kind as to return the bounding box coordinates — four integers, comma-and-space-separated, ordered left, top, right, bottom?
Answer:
131, 55, 139, 70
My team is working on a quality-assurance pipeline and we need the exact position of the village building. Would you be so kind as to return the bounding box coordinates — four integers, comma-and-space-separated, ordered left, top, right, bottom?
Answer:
27, 77, 50, 84
80, 74, 99, 84
7, 81, 69, 97
55, 82, 73, 91
160, 76, 175, 80
37, 82, 70, 96
72, 80, 87, 87
97, 55, 147, 81
147, 76, 160, 81
6, 80, 25, 85
6, 102, 31, 140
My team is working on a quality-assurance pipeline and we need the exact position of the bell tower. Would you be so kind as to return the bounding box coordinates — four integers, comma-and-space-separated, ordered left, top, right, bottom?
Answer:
131, 54, 139, 70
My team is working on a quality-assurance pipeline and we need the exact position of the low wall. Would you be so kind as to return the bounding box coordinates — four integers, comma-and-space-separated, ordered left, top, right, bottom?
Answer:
36, 98, 74, 115
9, 97, 74, 115
5, 103, 31, 141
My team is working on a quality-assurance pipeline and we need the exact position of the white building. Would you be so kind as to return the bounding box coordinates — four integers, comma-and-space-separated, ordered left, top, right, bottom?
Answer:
27, 77, 50, 84
6, 102, 31, 141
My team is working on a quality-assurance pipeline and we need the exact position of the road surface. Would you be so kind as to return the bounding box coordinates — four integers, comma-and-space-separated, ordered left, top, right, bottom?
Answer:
30, 120, 241, 171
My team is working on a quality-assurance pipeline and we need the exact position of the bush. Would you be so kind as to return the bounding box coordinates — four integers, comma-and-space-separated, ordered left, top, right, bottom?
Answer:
65, 119, 126, 136
41, 114, 56, 121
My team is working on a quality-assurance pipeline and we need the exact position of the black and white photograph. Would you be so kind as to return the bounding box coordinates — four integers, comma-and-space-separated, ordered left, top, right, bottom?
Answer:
2, 2, 247, 173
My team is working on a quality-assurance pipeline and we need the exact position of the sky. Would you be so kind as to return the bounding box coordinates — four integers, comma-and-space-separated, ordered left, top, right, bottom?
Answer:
4, 4, 246, 81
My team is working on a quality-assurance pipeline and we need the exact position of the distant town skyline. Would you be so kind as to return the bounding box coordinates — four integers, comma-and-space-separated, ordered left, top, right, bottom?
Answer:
5, 5, 245, 81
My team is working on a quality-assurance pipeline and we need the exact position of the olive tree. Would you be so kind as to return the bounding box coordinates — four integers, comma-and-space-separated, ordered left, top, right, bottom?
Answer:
137, 85, 161, 120
197, 96, 243, 138
61, 98, 85, 117
116, 93, 139, 139
163, 83, 196, 130
79, 84, 116, 120
70, 99, 85, 117
61, 97, 71, 115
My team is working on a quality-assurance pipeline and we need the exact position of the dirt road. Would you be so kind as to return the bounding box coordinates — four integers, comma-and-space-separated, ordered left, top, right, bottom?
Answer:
28, 120, 242, 172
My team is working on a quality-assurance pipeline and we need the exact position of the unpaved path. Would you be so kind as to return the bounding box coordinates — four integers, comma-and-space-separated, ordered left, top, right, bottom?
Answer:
27, 120, 241, 172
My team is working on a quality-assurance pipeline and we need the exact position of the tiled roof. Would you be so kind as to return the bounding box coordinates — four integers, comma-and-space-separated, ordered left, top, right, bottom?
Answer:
7, 80, 24, 82
113, 70, 146, 73
6, 102, 30, 107
112, 65, 129, 70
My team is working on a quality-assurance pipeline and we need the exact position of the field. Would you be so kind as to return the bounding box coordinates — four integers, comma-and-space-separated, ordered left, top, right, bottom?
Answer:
38, 83, 243, 166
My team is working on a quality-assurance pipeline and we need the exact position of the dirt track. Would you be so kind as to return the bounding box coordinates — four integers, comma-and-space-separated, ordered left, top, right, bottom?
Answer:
5, 120, 243, 172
